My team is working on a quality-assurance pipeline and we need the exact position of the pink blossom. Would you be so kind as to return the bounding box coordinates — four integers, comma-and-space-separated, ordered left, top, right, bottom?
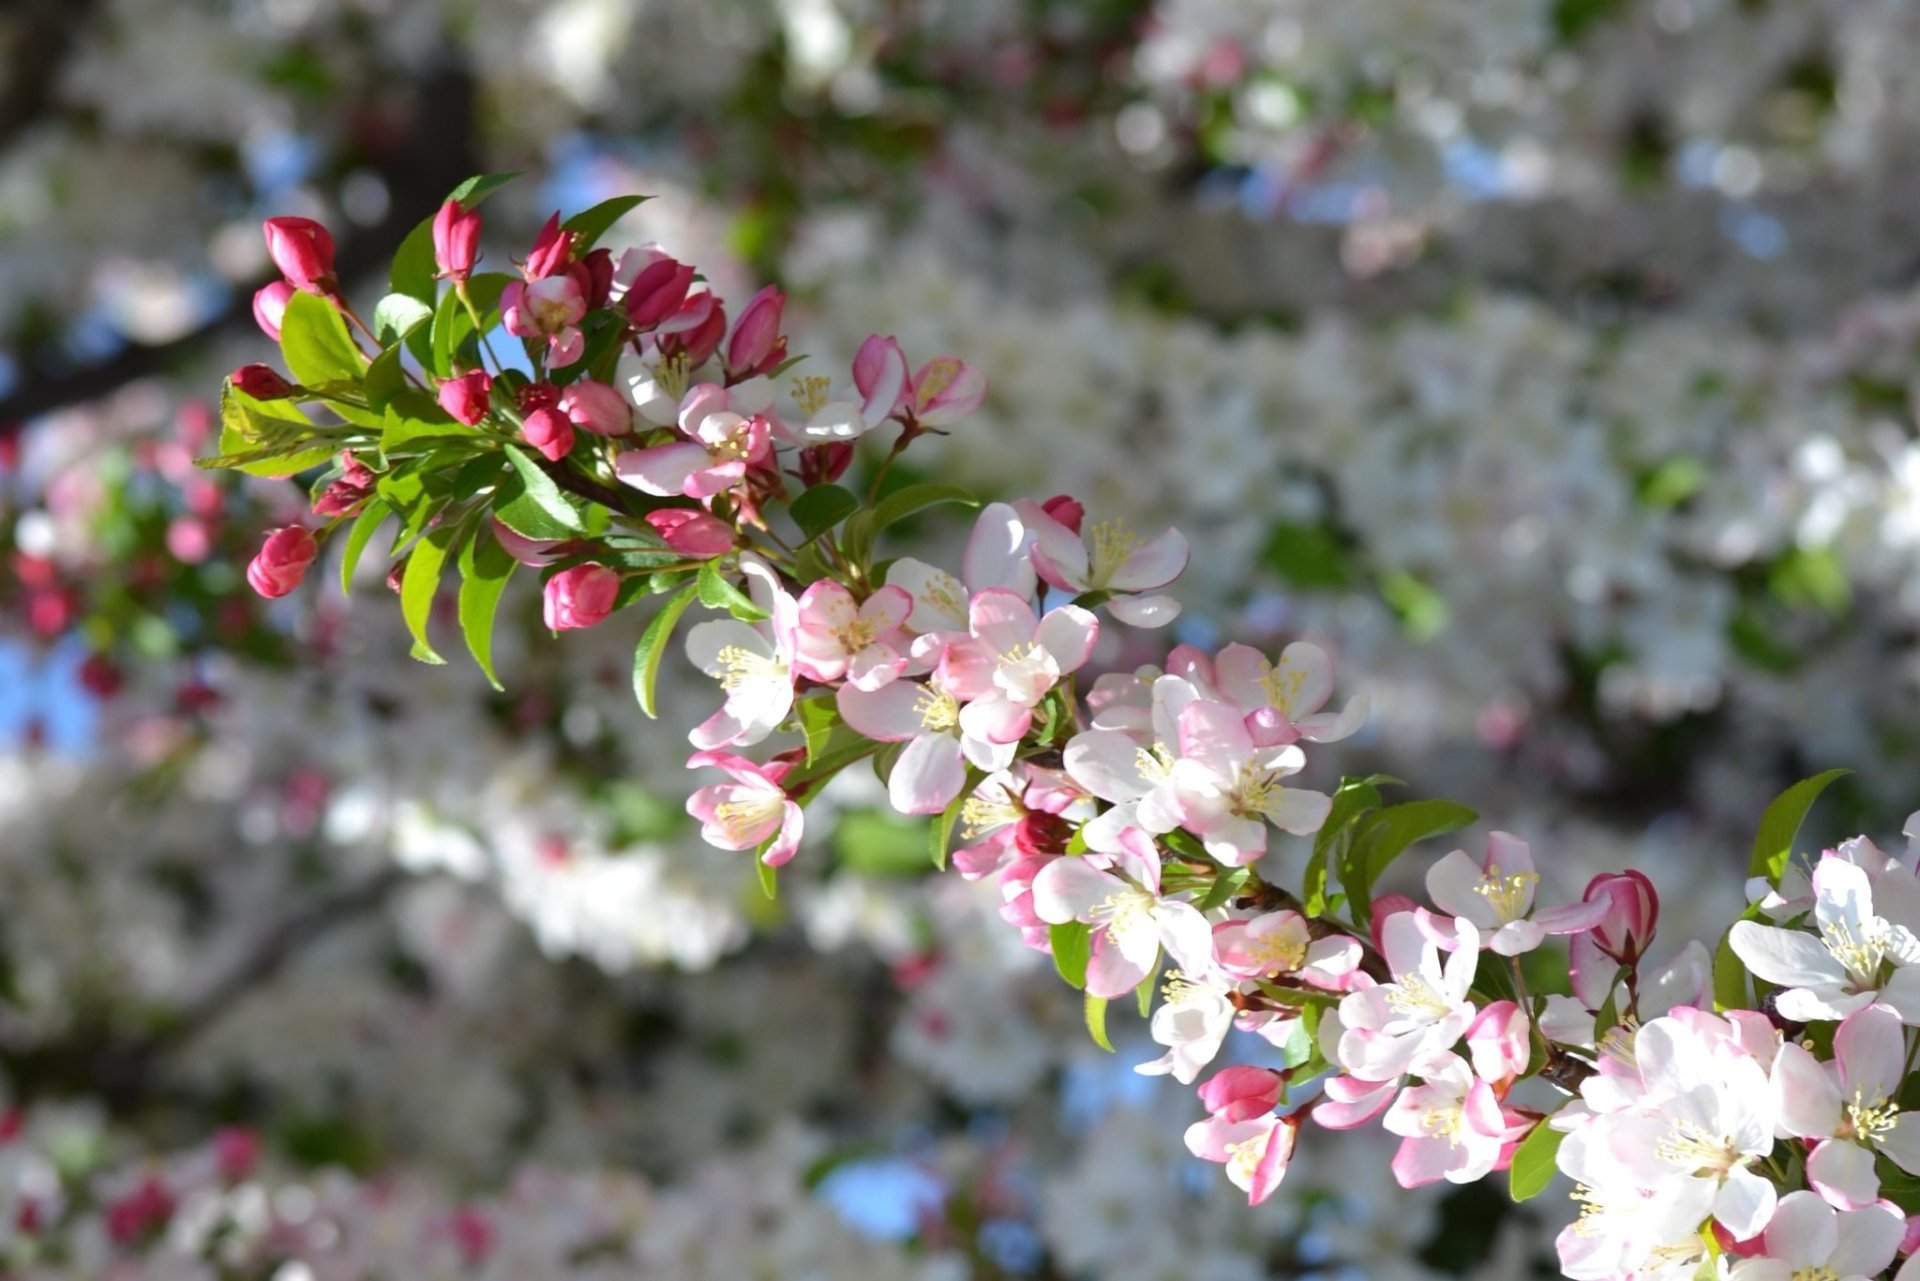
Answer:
1202, 640, 1370, 746
502, 274, 587, 367
1384, 1052, 1508, 1186
252, 281, 294, 341
1184, 1113, 1296, 1205
684, 558, 799, 750
884, 502, 1039, 640
909, 356, 987, 426
852, 334, 911, 424
1158, 700, 1331, 866
433, 198, 482, 282
1212, 910, 1361, 988
686, 750, 803, 866
1728, 1192, 1905, 1281
558, 379, 633, 437
1196, 1066, 1284, 1123
794, 581, 913, 690
645, 509, 734, 559
1773, 1005, 1920, 1209
725, 285, 787, 380
262, 215, 336, 293
623, 255, 695, 329
935, 589, 1098, 747
1464, 1000, 1530, 1089
231, 363, 293, 400
1426, 832, 1609, 956
615, 383, 772, 501
491, 518, 567, 567
1030, 829, 1215, 999
437, 369, 493, 426
521, 406, 575, 461
837, 670, 1007, 815
542, 563, 619, 631
246, 526, 317, 598
1018, 498, 1188, 628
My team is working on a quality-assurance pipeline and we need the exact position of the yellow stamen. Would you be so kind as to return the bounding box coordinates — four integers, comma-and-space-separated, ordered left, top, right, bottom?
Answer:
915, 685, 959, 732
790, 374, 832, 417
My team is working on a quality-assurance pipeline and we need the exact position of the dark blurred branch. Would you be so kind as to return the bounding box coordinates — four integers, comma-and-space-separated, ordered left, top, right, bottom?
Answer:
0, 61, 480, 427
0, 0, 97, 152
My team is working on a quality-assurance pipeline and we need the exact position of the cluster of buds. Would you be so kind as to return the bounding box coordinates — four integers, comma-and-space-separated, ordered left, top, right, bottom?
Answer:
202, 177, 1920, 1281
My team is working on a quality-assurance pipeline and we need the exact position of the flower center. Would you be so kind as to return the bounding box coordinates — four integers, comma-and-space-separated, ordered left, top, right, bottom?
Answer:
1223, 1131, 1271, 1183
1654, 1119, 1739, 1176
708, 415, 756, 462
1472, 864, 1538, 922
1822, 917, 1889, 984
915, 685, 960, 732
914, 571, 966, 629
1229, 766, 1282, 818
712, 644, 785, 693
1384, 974, 1452, 1020
1090, 887, 1156, 941
959, 788, 1023, 841
1133, 744, 1176, 787
1846, 1089, 1900, 1144
1088, 520, 1137, 584
1259, 663, 1308, 715
835, 615, 881, 654
1792, 1269, 1840, 1281
1421, 1103, 1465, 1146
712, 794, 781, 844
656, 351, 692, 400
790, 374, 831, 417
1237, 928, 1308, 974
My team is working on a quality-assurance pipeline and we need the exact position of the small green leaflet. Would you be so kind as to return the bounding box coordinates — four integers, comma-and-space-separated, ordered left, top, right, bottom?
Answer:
562, 195, 649, 251
1508, 1118, 1565, 1201
840, 482, 980, 565
696, 558, 770, 621
499, 444, 586, 535
1051, 921, 1092, 990
399, 520, 463, 664
279, 291, 367, 387
631, 583, 700, 718
1085, 994, 1114, 1053
1748, 768, 1851, 883
929, 768, 981, 871
1343, 799, 1477, 926
371, 293, 434, 345
755, 854, 779, 901
456, 528, 517, 689
337, 498, 391, 595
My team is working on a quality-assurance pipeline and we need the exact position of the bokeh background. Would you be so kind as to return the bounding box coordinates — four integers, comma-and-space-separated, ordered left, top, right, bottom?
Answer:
4, 0, 1920, 1276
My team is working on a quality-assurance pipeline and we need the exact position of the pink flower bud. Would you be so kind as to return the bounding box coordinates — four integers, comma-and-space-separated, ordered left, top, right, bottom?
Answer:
522, 406, 574, 461
436, 369, 493, 426
313, 453, 378, 517
521, 212, 573, 280
432, 198, 482, 282
246, 526, 318, 599
211, 1127, 260, 1182
624, 257, 694, 329
558, 379, 632, 437
725, 285, 787, 379
1582, 870, 1658, 961
645, 508, 735, 558
262, 216, 336, 294
543, 563, 620, 630
911, 356, 986, 425
574, 248, 614, 311
252, 281, 294, 341
853, 335, 910, 423
230, 363, 294, 400
668, 300, 727, 368
799, 442, 855, 487
1196, 1066, 1282, 1122
1041, 494, 1085, 534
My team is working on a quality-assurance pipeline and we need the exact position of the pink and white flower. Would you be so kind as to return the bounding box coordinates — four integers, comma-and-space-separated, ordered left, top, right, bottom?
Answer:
686, 750, 803, 866
1030, 830, 1215, 1000
683, 559, 799, 750
837, 671, 1009, 816
1135, 970, 1236, 1083
1727, 1192, 1905, 1281
1157, 700, 1332, 865
1204, 641, 1370, 746
1184, 1113, 1297, 1206
936, 590, 1099, 748
793, 581, 912, 690
1425, 832, 1609, 957
1212, 909, 1362, 989
884, 502, 1038, 640
1335, 911, 1480, 1082
1017, 499, 1189, 628
1383, 1051, 1509, 1187
616, 383, 772, 501
1729, 856, 1920, 1023
502, 275, 587, 367
1772, 1004, 1920, 1209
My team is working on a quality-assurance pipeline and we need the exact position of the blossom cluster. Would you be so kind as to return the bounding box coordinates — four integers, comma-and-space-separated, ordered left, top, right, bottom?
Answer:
189, 176, 1920, 1280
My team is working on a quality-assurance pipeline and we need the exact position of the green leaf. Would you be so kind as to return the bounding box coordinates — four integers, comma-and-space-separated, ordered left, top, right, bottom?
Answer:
279, 291, 366, 387
399, 521, 463, 663
499, 444, 586, 534
755, 854, 779, 901
1278, 1017, 1315, 1069
1307, 776, 1387, 917
1263, 520, 1355, 590
797, 696, 840, 765
195, 444, 338, 477
1136, 969, 1156, 1018
1085, 994, 1114, 1053
1507, 1119, 1565, 1202
337, 497, 391, 595
456, 526, 517, 688
372, 293, 434, 345
364, 345, 408, 413
390, 217, 439, 305
789, 484, 860, 544
1713, 920, 1753, 1013
631, 583, 700, 718
930, 772, 979, 871
447, 172, 522, 206
1194, 866, 1250, 913
380, 411, 468, 452
562, 195, 649, 250
1345, 799, 1477, 926
1748, 769, 1851, 883
842, 482, 980, 565
697, 558, 771, 622
1051, 921, 1092, 990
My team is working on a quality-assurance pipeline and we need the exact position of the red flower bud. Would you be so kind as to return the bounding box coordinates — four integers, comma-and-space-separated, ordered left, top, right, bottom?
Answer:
230, 363, 294, 400
624, 257, 694, 329
262, 216, 336, 294
725, 285, 787, 379
799, 442, 856, 487
575, 248, 615, 311
644, 508, 735, 559
543, 563, 620, 630
1582, 870, 1659, 961
522, 212, 572, 280
436, 369, 494, 426
558, 379, 632, 437
522, 406, 574, 461
252, 281, 294, 341
1041, 494, 1085, 534
312, 453, 378, 517
432, 198, 483, 282
246, 526, 318, 599
666, 300, 727, 368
